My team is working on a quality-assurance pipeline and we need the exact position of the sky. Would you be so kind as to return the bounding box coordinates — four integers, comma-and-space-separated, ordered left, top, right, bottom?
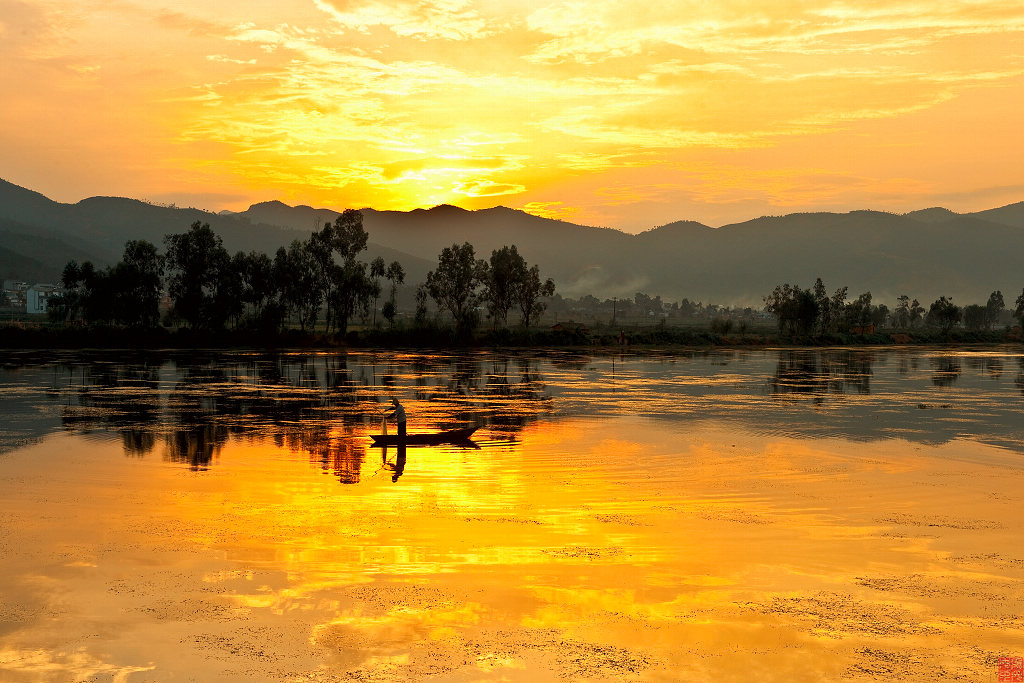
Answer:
1, 0, 1023, 232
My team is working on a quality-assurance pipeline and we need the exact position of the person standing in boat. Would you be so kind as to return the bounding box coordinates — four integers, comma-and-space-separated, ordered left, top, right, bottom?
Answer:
386, 397, 407, 439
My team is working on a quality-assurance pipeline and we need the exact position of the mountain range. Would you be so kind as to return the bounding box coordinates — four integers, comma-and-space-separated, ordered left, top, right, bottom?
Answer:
2, 177, 1022, 307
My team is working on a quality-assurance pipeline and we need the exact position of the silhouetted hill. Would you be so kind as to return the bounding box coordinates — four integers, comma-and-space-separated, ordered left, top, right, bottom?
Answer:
969, 201, 1024, 229
905, 207, 959, 223
1, 177, 1022, 306
0, 179, 431, 285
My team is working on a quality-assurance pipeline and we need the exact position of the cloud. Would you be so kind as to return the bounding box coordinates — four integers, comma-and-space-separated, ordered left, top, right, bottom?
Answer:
312, 0, 495, 40
453, 179, 526, 197
521, 201, 580, 221
3, 0, 1022, 226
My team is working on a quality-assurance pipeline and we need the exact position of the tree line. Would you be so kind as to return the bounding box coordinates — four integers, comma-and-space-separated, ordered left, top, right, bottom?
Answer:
49, 211, 555, 338
763, 278, 1021, 335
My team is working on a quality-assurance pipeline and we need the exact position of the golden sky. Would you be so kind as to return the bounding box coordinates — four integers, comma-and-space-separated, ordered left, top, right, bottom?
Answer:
2, 0, 1022, 230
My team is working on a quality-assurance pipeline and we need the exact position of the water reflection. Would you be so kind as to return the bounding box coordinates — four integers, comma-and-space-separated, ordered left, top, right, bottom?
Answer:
4, 351, 557, 477
2, 347, 1023, 471
768, 349, 873, 401
930, 355, 962, 387
381, 444, 407, 482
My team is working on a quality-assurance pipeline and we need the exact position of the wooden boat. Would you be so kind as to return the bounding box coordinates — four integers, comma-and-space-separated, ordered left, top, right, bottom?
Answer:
370, 427, 478, 446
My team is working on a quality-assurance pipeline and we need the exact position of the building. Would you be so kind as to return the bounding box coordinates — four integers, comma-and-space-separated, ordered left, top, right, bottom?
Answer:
3, 280, 29, 309
26, 284, 58, 315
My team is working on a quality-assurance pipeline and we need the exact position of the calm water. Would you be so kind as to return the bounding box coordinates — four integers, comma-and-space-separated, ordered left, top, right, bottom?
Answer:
1, 348, 1022, 681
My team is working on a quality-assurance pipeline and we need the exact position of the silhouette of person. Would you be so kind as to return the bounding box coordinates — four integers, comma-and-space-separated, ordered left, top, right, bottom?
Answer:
381, 443, 407, 482
386, 397, 406, 439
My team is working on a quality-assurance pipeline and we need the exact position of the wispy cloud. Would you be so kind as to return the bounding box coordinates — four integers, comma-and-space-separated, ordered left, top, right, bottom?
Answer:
1, 0, 1021, 226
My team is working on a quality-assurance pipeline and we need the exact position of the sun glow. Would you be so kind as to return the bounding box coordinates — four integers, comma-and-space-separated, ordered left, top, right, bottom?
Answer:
1, 0, 1022, 228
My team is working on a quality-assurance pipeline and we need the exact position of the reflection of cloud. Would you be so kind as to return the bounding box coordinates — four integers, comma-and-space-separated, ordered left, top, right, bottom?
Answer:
0, 648, 154, 681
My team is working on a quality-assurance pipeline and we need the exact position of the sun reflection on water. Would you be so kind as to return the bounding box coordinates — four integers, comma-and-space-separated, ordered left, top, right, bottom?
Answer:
1, 349, 1023, 680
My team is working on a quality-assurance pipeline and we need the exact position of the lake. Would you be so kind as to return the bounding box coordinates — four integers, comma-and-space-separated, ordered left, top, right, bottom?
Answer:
1, 347, 1022, 681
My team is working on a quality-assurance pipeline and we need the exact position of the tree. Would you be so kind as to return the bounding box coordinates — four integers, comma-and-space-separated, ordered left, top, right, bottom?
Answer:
845, 292, 874, 328
52, 260, 85, 323
764, 283, 817, 335
813, 278, 831, 334
483, 245, 527, 327
369, 257, 386, 327
382, 261, 405, 328
326, 210, 375, 335
894, 295, 910, 329
235, 250, 277, 328
1016, 289, 1024, 327
425, 242, 487, 335
516, 264, 556, 328
164, 222, 231, 330
328, 258, 375, 335
307, 222, 337, 331
764, 284, 796, 333
927, 296, 961, 333
963, 304, 988, 331
986, 290, 1004, 329
114, 239, 163, 327
414, 283, 429, 327
909, 298, 924, 327
829, 286, 848, 332
279, 239, 321, 332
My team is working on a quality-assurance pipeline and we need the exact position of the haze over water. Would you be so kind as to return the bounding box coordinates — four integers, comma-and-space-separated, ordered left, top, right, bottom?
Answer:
1, 348, 1023, 681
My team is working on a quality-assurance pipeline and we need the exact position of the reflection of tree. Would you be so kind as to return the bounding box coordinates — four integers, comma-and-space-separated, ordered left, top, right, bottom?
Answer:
122, 429, 155, 458
966, 356, 1003, 380
930, 356, 962, 387
896, 352, 919, 377
44, 350, 556, 475
769, 350, 874, 402
164, 424, 228, 470
1016, 357, 1024, 397
285, 424, 365, 484
58, 360, 162, 455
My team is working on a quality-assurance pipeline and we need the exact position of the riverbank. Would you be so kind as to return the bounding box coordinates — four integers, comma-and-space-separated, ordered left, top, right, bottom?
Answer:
0, 322, 1020, 350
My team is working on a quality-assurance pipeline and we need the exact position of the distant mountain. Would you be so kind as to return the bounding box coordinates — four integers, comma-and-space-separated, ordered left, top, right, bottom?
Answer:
0, 178, 432, 287
236, 199, 1024, 304
969, 201, 1024, 229
905, 207, 959, 223
1, 177, 1022, 306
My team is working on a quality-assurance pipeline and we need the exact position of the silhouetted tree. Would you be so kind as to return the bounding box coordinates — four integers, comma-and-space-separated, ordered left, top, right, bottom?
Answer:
325, 210, 375, 335
328, 257, 375, 335
963, 304, 988, 331
764, 283, 818, 335
483, 245, 527, 327
1016, 289, 1024, 327
235, 250, 278, 329
845, 292, 874, 328
425, 242, 487, 335
164, 222, 231, 330
813, 278, 831, 334
829, 286, 849, 332
115, 239, 163, 327
279, 239, 320, 332
517, 264, 556, 328
414, 283, 430, 327
927, 296, 961, 332
369, 256, 386, 326
986, 290, 1004, 329
382, 261, 405, 328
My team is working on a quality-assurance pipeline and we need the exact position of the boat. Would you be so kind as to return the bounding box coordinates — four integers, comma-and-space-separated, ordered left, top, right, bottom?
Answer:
369, 427, 478, 446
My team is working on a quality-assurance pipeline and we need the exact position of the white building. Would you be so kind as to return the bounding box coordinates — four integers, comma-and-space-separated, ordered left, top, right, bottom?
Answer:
26, 284, 58, 315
